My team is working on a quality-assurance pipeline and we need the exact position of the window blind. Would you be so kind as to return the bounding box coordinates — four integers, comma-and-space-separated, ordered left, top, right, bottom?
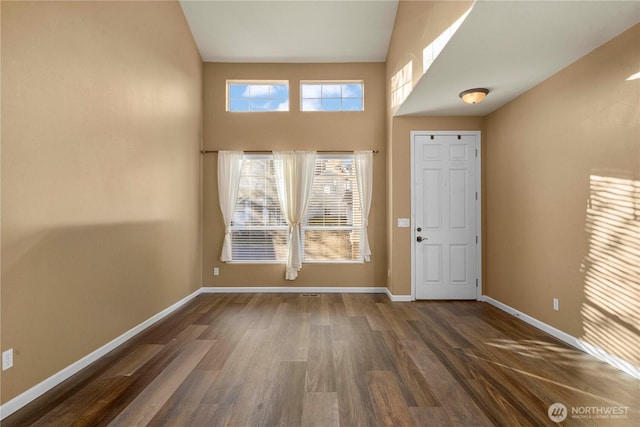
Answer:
231, 158, 288, 262
303, 156, 363, 262
229, 155, 363, 263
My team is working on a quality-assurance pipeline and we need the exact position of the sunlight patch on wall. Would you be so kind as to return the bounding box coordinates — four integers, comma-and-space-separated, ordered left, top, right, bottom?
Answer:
626, 71, 640, 81
422, 5, 473, 74
581, 175, 640, 367
391, 60, 412, 108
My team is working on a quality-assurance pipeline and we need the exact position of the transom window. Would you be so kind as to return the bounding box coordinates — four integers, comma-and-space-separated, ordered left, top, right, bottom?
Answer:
301, 81, 364, 112
227, 81, 289, 112
230, 155, 363, 263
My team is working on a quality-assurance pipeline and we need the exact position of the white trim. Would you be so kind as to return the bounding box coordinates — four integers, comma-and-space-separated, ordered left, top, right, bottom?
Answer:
201, 286, 386, 294
481, 296, 640, 380
475, 134, 483, 300
384, 288, 412, 302
201, 286, 412, 302
0, 289, 202, 421
410, 131, 482, 301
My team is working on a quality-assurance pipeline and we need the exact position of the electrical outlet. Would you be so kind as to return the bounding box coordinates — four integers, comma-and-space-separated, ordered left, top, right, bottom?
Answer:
553, 298, 559, 311
213, 268, 219, 276
2, 349, 13, 371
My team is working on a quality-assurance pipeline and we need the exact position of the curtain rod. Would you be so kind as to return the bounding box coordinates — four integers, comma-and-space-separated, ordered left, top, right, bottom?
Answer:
200, 149, 379, 154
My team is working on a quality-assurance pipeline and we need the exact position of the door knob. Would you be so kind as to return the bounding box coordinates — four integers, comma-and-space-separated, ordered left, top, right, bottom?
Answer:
417, 236, 423, 242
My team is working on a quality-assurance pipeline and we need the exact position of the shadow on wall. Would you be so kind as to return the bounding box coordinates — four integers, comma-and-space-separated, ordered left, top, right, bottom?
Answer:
580, 174, 640, 366
1, 220, 182, 398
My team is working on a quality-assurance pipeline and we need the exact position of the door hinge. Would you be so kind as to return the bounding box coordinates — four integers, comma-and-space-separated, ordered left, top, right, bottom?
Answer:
475, 192, 478, 200
475, 236, 478, 244
476, 278, 478, 287
475, 148, 478, 157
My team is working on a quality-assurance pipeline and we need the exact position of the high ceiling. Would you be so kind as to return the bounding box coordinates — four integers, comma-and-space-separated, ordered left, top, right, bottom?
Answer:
179, 0, 640, 116
397, 0, 640, 116
179, 0, 398, 63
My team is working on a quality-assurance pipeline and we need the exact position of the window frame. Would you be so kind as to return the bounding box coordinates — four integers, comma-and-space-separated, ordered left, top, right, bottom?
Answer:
226, 80, 290, 113
228, 153, 364, 264
300, 80, 365, 112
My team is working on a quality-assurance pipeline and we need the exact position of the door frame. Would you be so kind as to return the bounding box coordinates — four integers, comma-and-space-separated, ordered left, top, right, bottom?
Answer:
410, 130, 482, 301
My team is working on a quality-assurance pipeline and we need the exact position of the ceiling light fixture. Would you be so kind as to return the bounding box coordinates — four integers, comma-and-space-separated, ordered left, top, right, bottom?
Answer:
459, 88, 489, 104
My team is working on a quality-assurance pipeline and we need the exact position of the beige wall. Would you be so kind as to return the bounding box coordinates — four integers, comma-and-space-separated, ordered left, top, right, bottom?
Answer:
485, 24, 639, 365
385, 1, 482, 296
1, 1, 203, 402
386, 0, 473, 97
202, 63, 387, 287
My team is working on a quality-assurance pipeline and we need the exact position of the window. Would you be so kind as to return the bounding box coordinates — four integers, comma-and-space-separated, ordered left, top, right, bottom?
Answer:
227, 81, 289, 112
301, 81, 364, 111
231, 157, 288, 262
304, 156, 362, 262
229, 155, 363, 263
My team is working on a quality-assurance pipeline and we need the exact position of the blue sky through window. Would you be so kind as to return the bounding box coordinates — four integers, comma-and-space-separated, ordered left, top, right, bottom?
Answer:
228, 82, 289, 112
301, 82, 363, 111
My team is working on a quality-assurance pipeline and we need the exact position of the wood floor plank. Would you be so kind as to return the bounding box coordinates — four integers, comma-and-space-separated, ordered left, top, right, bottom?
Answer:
401, 339, 495, 427
376, 302, 421, 341
342, 294, 389, 331
366, 370, 416, 427
194, 338, 234, 371
272, 361, 308, 426
4, 294, 639, 427
413, 302, 475, 349
306, 324, 337, 392
301, 392, 340, 427
409, 406, 456, 427
80, 323, 211, 425
30, 376, 133, 427
146, 369, 218, 426
378, 330, 440, 407
198, 328, 265, 406
99, 344, 164, 379
333, 340, 377, 427
186, 403, 227, 426
276, 303, 311, 362
220, 334, 288, 426
107, 339, 214, 426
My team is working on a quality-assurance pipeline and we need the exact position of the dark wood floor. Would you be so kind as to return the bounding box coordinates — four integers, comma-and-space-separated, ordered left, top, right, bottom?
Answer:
4, 293, 638, 426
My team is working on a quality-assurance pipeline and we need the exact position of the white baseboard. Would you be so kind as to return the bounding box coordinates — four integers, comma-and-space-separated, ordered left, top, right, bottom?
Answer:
201, 286, 387, 294
481, 295, 640, 380
201, 286, 413, 302
384, 288, 412, 302
0, 289, 202, 421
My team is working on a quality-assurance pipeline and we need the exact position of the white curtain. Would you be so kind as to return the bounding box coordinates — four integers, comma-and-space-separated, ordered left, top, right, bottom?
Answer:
355, 150, 373, 262
273, 150, 317, 280
218, 151, 244, 262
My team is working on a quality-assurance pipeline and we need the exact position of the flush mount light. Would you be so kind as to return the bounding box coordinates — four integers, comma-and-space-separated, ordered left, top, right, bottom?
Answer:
459, 88, 489, 104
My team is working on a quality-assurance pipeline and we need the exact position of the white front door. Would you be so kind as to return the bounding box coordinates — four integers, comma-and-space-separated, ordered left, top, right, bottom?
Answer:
412, 132, 480, 300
